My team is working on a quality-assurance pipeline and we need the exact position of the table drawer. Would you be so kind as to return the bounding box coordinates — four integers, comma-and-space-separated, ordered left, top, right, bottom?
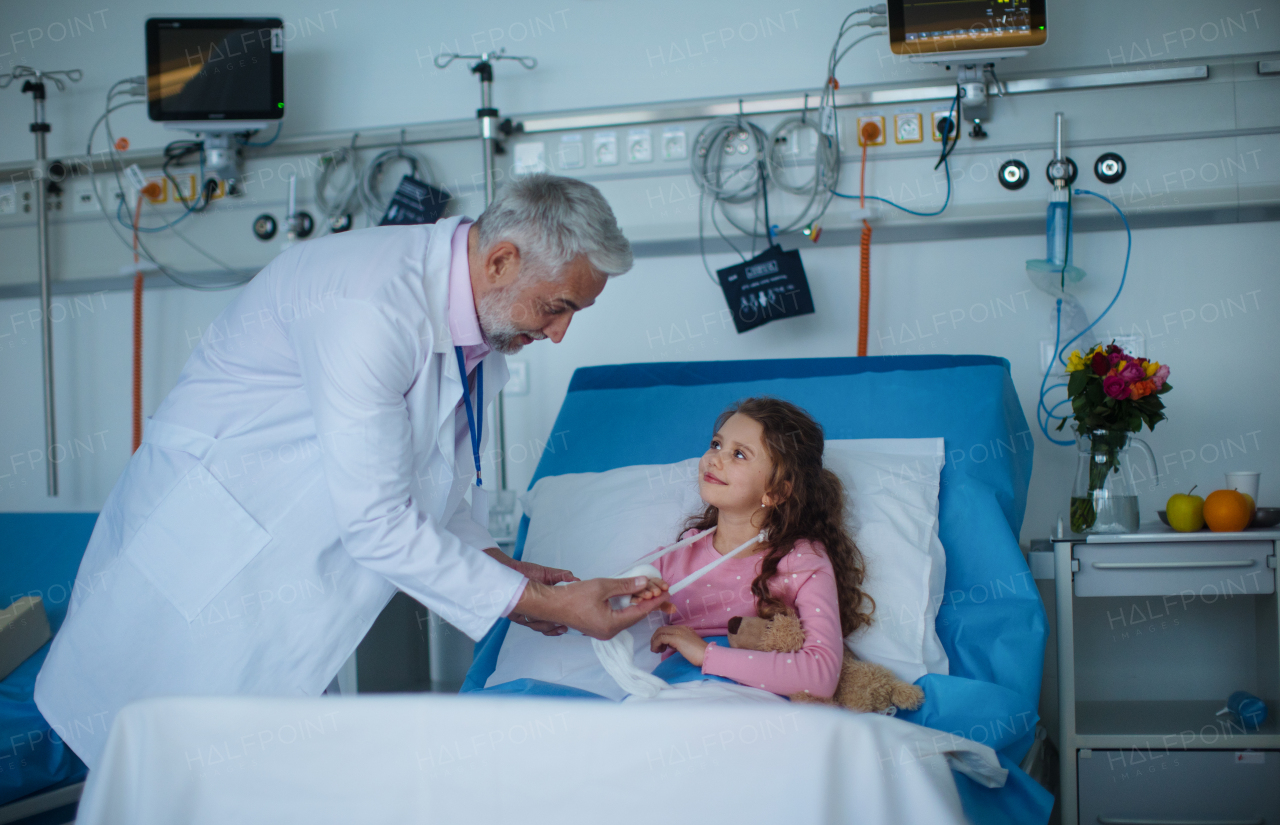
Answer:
1074, 542, 1274, 597
1078, 749, 1279, 825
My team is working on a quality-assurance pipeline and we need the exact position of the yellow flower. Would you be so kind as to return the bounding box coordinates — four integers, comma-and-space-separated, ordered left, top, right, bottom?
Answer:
1065, 351, 1087, 372
1145, 361, 1159, 377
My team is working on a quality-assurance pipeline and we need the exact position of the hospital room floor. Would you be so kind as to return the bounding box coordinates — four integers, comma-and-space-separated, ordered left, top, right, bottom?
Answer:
6, 802, 77, 825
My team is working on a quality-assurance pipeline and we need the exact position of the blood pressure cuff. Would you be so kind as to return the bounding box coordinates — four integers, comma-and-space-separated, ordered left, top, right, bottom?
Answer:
379, 175, 451, 226
717, 245, 814, 333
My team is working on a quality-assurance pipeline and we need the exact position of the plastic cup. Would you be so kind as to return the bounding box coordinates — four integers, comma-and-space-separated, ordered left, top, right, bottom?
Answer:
1225, 471, 1260, 501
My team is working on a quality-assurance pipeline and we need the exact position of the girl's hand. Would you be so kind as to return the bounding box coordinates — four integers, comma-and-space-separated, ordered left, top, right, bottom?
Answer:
650, 625, 712, 667
632, 577, 669, 604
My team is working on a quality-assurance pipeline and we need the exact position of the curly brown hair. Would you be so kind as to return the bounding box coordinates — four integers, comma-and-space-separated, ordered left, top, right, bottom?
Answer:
682, 397, 874, 637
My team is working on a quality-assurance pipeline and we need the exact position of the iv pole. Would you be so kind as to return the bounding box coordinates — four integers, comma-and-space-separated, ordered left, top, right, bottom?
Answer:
1, 66, 82, 497
435, 48, 536, 491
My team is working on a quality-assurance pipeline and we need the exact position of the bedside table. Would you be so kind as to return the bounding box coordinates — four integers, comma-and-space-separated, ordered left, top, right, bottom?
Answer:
1035, 523, 1280, 825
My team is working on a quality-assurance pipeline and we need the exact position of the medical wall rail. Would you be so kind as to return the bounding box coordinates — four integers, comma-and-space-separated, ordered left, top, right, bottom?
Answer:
0, 65, 1207, 188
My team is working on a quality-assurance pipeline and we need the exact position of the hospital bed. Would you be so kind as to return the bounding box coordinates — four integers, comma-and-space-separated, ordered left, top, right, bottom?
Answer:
0, 513, 94, 823
464, 355, 1054, 825
46, 354, 1050, 825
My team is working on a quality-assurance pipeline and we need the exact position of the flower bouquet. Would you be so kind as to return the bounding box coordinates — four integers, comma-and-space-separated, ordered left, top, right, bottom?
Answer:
1060, 343, 1172, 532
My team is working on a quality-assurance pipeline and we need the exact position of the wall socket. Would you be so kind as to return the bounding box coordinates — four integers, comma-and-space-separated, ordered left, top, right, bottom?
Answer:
72, 181, 100, 214
506, 361, 529, 395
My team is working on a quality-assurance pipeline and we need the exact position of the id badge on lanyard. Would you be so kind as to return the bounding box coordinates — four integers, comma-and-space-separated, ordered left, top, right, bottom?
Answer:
455, 347, 488, 524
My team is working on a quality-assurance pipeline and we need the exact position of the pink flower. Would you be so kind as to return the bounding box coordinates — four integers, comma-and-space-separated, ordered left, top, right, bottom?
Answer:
1108, 351, 1124, 366
1119, 362, 1145, 382
1103, 374, 1131, 399
1151, 364, 1170, 390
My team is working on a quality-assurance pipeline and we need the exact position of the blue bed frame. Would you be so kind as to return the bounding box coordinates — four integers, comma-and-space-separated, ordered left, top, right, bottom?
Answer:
463, 355, 1054, 825
0, 513, 95, 808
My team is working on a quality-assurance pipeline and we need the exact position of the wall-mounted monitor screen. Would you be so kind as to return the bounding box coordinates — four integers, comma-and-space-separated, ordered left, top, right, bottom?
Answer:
146, 17, 284, 122
888, 0, 1046, 56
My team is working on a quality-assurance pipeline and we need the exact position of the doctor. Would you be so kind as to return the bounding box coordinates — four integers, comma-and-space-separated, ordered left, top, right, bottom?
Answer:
36, 174, 668, 768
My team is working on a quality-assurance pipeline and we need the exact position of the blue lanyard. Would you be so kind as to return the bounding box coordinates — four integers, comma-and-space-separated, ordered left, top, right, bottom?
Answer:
454, 346, 483, 487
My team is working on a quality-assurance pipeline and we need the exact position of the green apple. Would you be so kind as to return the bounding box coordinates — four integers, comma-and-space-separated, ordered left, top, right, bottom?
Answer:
1167, 486, 1205, 532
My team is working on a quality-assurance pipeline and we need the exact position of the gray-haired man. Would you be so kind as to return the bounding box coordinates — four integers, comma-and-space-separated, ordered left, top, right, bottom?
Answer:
36, 175, 666, 769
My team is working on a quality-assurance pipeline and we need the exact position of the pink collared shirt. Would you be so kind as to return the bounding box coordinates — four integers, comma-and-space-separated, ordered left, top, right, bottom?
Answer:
448, 220, 491, 374
447, 219, 527, 618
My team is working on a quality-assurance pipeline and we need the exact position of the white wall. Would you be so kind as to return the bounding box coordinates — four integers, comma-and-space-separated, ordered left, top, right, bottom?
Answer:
4, 0, 1273, 164
500, 220, 1276, 546
1, 0, 1277, 549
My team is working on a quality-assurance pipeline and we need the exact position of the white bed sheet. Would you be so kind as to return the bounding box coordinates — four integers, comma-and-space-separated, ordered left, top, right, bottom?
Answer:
76, 693, 1003, 825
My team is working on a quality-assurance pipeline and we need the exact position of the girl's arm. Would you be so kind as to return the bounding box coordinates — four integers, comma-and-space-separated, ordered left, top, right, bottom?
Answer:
700, 560, 844, 698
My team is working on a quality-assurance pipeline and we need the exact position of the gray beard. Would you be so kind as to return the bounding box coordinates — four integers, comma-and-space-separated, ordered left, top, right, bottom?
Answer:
477, 285, 544, 355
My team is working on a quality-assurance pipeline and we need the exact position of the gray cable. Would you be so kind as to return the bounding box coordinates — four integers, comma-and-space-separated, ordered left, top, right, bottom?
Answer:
358, 146, 430, 221
88, 80, 253, 290
315, 143, 361, 231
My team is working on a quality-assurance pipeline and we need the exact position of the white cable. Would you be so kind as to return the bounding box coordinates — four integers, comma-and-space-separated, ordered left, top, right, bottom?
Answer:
315, 144, 360, 229
592, 531, 765, 700
87, 78, 253, 290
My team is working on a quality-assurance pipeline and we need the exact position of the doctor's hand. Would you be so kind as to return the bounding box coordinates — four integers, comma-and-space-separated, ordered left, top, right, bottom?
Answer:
485, 548, 579, 636
514, 577, 671, 641
483, 547, 578, 586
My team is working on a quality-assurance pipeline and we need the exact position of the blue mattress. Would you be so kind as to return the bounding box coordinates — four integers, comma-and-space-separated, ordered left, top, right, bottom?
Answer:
0, 513, 96, 806
463, 355, 1053, 825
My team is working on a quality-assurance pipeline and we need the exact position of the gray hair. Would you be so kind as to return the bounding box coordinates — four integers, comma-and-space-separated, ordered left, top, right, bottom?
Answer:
474, 174, 633, 280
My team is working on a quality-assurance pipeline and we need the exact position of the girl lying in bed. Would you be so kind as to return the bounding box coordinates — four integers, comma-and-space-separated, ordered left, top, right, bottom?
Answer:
638, 397, 874, 699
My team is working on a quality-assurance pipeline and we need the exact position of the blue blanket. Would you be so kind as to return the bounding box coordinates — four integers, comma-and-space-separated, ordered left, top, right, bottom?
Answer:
463, 356, 1052, 825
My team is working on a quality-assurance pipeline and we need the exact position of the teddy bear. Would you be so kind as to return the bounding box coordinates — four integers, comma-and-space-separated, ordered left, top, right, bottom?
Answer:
726, 610, 925, 714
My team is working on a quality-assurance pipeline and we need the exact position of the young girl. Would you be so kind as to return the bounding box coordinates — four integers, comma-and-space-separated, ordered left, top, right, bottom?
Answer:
645, 397, 874, 698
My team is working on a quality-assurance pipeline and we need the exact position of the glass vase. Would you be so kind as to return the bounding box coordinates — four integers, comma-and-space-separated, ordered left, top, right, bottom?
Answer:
1070, 427, 1159, 534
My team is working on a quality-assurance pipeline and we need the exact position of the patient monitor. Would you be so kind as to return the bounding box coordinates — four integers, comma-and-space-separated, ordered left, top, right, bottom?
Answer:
887, 0, 1045, 137
146, 17, 285, 193
887, 0, 1046, 58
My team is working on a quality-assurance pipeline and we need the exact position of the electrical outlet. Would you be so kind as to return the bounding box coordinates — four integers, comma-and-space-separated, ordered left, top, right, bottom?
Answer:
894, 112, 923, 144
931, 110, 956, 141
1040, 340, 1063, 374
71, 181, 100, 213
557, 135, 584, 169
856, 115, 886, 147
1112, 334, 1144, 358
661, 126, 687, 160
0, 185, 15, 215
627, 128, 652, 163
505, 361, 529, 395
513, 142, 547, 175
169, 173, 199, 203
593, 132, 618, 166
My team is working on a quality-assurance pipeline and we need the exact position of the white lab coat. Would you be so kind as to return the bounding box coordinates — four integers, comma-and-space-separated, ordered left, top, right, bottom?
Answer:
34, 216, 524, 769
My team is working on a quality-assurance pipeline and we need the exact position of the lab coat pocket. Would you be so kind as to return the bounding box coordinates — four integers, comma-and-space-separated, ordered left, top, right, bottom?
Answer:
124, 461, 271, 622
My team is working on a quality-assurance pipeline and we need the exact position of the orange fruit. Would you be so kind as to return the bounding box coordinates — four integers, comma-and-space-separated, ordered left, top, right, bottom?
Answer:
1203, 489, 1251, 532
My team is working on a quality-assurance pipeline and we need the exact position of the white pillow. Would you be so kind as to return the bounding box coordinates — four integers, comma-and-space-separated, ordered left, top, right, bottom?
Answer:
825, 439, 949, 683
486, 439, 947, 697
486, 459, 704, 700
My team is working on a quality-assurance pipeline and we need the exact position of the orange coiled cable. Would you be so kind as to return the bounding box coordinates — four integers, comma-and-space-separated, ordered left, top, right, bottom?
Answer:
857, 135, 872, 357
858, 219, 871, 357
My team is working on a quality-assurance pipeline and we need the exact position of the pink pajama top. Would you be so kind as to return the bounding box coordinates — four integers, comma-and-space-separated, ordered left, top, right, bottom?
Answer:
654, 531, 844, 698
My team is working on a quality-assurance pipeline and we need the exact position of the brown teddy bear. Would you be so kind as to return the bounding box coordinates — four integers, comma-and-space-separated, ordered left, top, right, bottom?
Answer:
726, 611, 925, 714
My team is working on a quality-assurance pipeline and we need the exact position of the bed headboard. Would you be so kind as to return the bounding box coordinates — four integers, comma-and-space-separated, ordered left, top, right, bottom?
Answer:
0, 512, 98, 634
467, 355, 1045, 708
